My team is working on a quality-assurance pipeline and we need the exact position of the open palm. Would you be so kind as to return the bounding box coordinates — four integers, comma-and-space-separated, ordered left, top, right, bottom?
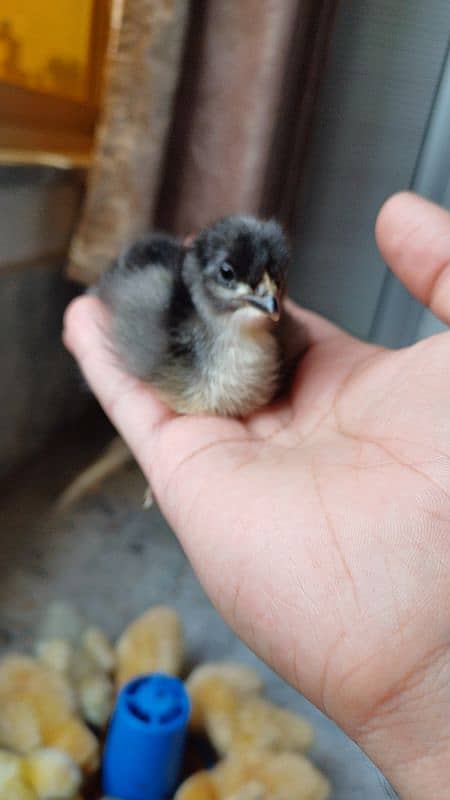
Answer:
64, 193, 450, 798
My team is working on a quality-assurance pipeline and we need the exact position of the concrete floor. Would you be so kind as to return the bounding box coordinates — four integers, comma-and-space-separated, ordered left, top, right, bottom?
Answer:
0, 415, 398, 799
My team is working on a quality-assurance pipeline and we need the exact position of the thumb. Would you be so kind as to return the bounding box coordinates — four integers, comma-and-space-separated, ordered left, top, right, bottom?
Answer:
376, 191, 450, 325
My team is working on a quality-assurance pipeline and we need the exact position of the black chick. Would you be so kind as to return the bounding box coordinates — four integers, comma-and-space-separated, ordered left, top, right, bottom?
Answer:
95, 215, 303, 417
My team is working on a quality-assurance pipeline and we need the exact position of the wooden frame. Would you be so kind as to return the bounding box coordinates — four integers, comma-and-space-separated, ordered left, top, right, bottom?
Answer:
0, 0, 111, 167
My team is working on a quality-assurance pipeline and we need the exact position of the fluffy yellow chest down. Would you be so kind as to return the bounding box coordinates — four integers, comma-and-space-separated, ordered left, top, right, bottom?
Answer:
159, 311, 281, 417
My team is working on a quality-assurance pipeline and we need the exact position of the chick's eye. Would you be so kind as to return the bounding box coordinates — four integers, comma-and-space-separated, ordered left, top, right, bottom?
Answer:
219, 263, 235, 282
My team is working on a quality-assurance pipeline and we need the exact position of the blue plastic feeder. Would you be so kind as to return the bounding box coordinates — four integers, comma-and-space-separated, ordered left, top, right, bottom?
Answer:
102, 673, 191, 800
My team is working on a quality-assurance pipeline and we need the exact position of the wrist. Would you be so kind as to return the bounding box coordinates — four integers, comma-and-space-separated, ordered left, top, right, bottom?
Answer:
363, 727, 450, 799
358, 645, 450, 799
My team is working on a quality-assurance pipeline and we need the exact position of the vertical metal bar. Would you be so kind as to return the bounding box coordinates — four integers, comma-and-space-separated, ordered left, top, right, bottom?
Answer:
370, 38, 450, 347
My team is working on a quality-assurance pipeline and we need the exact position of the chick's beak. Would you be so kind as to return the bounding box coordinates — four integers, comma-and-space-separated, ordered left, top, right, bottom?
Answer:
243, 291, 280, 321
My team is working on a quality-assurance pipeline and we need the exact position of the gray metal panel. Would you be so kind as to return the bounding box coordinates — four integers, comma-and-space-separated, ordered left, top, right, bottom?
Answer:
0, 167, 86, 476
290, 0, 450, 341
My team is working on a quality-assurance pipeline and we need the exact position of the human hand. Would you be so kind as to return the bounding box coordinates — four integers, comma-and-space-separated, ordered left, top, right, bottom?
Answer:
64, 193, 450, 799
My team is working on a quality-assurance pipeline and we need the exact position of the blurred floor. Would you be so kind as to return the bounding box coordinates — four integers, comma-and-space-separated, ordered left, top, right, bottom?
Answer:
0, 414, 396, 799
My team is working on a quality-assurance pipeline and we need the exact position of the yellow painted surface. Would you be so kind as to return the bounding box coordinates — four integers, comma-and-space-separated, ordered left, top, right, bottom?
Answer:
0, 0, 93, 101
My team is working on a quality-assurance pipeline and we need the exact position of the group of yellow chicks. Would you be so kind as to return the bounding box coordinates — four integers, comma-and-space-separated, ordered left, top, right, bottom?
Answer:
0, 604, 330, 800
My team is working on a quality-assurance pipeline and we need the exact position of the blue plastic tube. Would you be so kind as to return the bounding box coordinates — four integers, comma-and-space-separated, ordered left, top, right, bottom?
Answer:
102, 673, 191, 800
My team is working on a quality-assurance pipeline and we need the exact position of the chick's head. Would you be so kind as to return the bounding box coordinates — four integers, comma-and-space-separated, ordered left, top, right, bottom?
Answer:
186, 216, 289, 324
